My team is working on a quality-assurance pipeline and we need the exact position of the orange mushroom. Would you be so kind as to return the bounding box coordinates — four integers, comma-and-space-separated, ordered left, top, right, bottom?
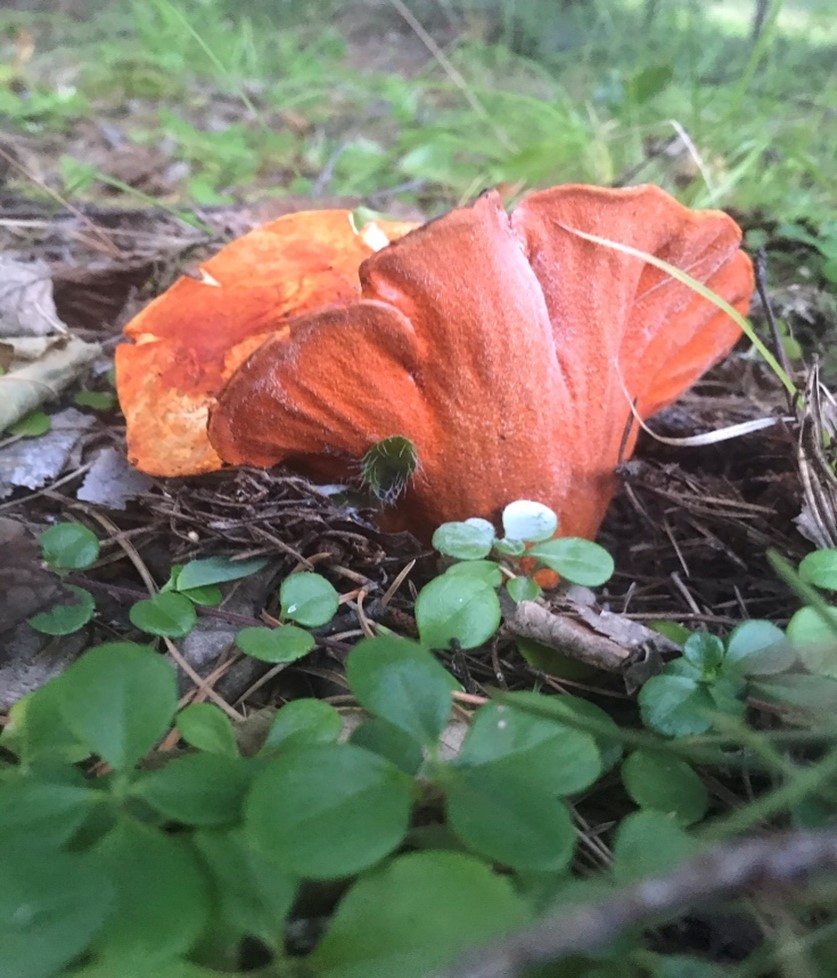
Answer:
115, 209, 416, 476
116, 184, 753, 542
206, 184, 753, 539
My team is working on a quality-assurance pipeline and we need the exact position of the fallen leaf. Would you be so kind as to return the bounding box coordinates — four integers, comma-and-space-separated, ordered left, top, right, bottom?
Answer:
0, 335, 101, 432
76, 446, 154, 509
0, 256, 62, 337
0, 407, 96, 498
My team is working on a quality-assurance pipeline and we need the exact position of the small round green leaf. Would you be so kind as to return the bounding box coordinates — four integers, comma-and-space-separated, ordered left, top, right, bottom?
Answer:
178, 584, 223, 607
0, 780, 101, 849
456, 702, 601, 796
501, 500, 558, 542
349, 718, 424, 774
129, 592, 197, 638
74, 390, 117, 410
415, 575, 501, 650
612, 810, 701, 883
682, 632, 725, 673
493, 537, 525, 557
310, 851, 528, 978
526, 537, 614, 586
28, 584, 94, 635
133, 752, 253, 825
503, 690, 624, 772
626, 62, 674, 103
432, 519, 495, 560
9, 409, 51, 437
725, 619, 794, 676
39, 522, 100, 570
261, 699, 343, 752
57, 642, 178, 769
638, 674, 716, 737
192, 828, 297, 951
622, 750, 708, 825
244, 743, 412, 879
175, 555, 269, 591
176, 703, 238, 757
2, 678, 91, 766
799, 549, 837, 591
665, 657, 704, 681
346, 635, 458, 745
93, 819, 209, 961
444, 559, 503, 588
280, 572, 339, 627
787, 606, 837, 678
235, 624, 315, 663
446, 768, 575, 872
0, 847, 113, 978
506, 576, 541, 602
651, 619, 691, 646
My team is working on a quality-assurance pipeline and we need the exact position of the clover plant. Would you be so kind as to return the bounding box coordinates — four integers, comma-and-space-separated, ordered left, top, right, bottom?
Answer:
639, 620, 795, 737
416, 500, 614, 650
0, 636, 611, 977
28, 523, 100, 636
786, 547, 837, 678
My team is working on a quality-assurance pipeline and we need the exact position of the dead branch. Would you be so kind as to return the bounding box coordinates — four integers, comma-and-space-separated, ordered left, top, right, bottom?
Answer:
437, 828, 837, 978
504, 599, 633, 672
503, 592, 676, 676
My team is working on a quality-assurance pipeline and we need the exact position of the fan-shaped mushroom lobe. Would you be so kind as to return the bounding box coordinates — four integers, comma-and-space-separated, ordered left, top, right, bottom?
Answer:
509, 185, 753, 532
116, 209, 414, 475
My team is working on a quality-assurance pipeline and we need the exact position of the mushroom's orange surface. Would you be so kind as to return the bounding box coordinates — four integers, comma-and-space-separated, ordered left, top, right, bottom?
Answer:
115, 209, 416, 475
117, 185, 754, 541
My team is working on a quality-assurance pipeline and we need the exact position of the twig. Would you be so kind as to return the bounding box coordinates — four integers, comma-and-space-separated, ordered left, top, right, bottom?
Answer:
0, 145, 121, 258
162, 636, 243, 722
355, 588, 375, 639
436, 829, 837, 978
380, 558, 416, 609
503, 600, 634, 673
754, 247, 794, 404
72, 505, 158, 596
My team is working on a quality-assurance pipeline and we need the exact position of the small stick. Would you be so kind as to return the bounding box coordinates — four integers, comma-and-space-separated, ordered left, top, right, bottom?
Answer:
438, 828, 837, 978
754, 247, 795, 408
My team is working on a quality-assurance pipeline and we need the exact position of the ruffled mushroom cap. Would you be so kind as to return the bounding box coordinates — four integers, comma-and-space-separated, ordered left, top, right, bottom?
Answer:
207, 184, 753, 539
115, 209, 416, 475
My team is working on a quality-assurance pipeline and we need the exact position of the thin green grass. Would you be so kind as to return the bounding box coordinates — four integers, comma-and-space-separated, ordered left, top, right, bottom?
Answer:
559, 223, 796, 394
1, 0, 833, 226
